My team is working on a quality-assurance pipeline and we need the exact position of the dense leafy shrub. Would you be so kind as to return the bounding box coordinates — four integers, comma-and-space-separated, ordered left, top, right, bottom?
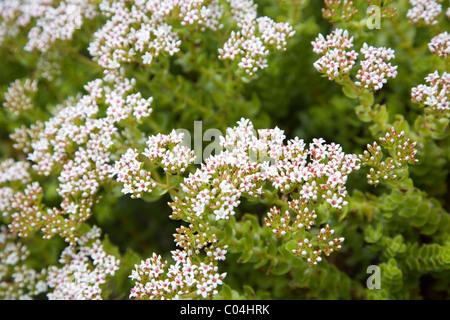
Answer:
0, 0, 448, 300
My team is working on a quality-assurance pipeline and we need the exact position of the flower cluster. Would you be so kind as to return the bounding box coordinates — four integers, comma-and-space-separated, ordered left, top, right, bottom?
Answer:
0, 226, 48, 299
110, 148, 154, 199
311, 28, 358, 81
7, 76, 153, 243
1, 0, 294, 81
24, 0, 98, 52
321, 0, 358, 22
0, 0, 51, 45
428, 32, 450, 58
168, 119, 359, 267
218, 16, 295, 77
265, 136, 361, 210
86, 0, 294, 79
312, 29, 398, 91
129, 250, 226, 300
170, 119, 269, 224
0, 187, 14, 219
142, 131, 196, 174
406, 0, 444, 26
111, 130, 195, 199
359, 127, 419, 185
411, 71, 449, 113
0, 158, 31, 186
88, 0, 182, 74
355, 43, 398, 91
261, 134, 360, 264
122, 119, 362, 299
2, 79, 38, 115
46, 226, 120, 300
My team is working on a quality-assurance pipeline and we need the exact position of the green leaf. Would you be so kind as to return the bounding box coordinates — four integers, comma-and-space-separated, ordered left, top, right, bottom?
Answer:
224, 221, 234, 240
355, 105, 372, 122
339, 205, 349, 221
285, 239, 299, 253
102, 235, 120, 257
243, 213, 260, 231
268, 241, 277, 257
238, 250, 253, 263
421, 207, 442, 235
399, 205, 417, 218
220, 284, 233, 300
360, 91, 374, 108
342, 84, 358, 99
270, 260, 291, 276
236, 238, 247, 252
243, 230, 254, 251
373, 104, 389, 125
278, 244, 292, 259
364, 223, 383, 243
243, 285, 255, 299
141, 187, 167, 202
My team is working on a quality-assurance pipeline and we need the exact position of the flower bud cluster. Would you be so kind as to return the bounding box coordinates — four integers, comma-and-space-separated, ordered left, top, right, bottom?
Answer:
0, 226, 48, 299
170, 119, 268, 224
262, 135, 361, 210
407, 0, 444, 26
321, 0, 358, 22
226, 0, 257, 24
360, 127, 419, 185
411, 71, 449, 112
0, 159, 40, 238
46, 225, 120, 300
368, 0, 397, 18
291, 224, 345, 267
41, 197, 98, 243
2, 0, 294, 80
173, 224, 228, 261
264, 207, 293, 237
10, 123, 43, 155
264, 204, 319, 239
428, 32, 450, 58
129, 250, 226, 300
2, 78, 38, 115
355, 43, 398, 91
9, 182, 43, 238
261, 134, 359, 265
177, 0, 225, 31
